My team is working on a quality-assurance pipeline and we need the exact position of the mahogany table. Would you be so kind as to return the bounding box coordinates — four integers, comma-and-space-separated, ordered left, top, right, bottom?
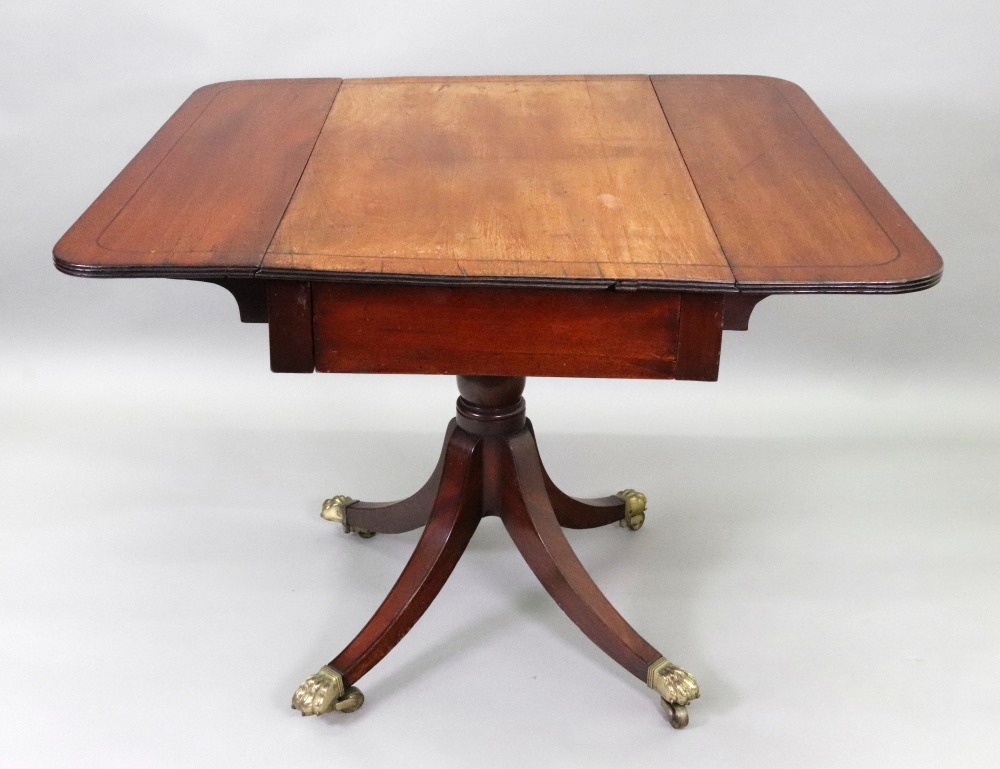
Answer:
54, 75, 941, 728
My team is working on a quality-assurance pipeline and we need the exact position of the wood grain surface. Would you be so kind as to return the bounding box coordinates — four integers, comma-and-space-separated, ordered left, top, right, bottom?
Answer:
264, 77, 733, 289
267, 281, 313, 373
54, 79, 341, 277
55, 74, 941, 295
311, 283, 692, 379
676, 294, 725, 380
527, 420, 628, 529
331, 428, 484, 686
652, 75, 942, 292
500, 429, 662, 680
764, 77, 942, 292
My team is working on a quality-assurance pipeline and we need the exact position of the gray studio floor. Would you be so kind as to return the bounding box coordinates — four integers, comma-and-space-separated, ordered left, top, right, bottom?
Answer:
2, 352, 998, 768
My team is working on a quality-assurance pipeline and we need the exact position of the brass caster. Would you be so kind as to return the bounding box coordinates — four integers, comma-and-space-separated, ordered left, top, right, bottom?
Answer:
647, 657, 699, 728
661, 700, 689, 729
321, 495, 376, 538
336, 686, 366, 712
320, 495, 354, 525
292, 666, 365, 716
616, 489, 646, 531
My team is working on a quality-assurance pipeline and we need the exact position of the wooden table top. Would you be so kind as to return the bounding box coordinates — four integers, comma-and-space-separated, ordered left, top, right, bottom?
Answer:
54, 75, 941, 294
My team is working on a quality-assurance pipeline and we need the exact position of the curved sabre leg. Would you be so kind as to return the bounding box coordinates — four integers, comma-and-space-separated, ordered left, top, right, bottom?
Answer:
294, 427, 483, 715
323, 421, 458, 536
525, 419, 645, 531
499, 428, 698, 727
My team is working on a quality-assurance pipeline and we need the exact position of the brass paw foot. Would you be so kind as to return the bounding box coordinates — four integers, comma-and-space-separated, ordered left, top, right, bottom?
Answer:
647, 657, 699, 729
292, 666, 365, 716
615, 489, 646, 531
321, 496, 376, 538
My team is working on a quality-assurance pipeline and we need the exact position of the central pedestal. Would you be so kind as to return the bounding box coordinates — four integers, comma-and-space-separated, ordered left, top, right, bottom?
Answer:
291, 376, 699, 727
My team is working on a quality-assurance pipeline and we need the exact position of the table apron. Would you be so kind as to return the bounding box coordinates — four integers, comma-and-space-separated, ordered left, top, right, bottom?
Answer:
266, 281, 725, 381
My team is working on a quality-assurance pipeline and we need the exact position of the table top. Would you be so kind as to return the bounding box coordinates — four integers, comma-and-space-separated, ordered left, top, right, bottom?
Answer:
54, 75, 941, 294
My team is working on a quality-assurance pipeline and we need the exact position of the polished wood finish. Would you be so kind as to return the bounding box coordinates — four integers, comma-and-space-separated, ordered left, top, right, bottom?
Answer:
312, 283, 678, 378
722, 293, 769, 331
54, 79, 341, 277
266, 281, 313, 373
332, 427, 483, 686
198, 279, 269, 323
676, 294, 725, 381
52, 76, 943, 719
326, 377, 662, 691
766, 77, 942, 292
541, 476, 627, 530
527, 421, 627, 530
654, 76, 895, 286
344, 421, 457, 535
266, 77, 732, 289
456, 374, 528, 409
500, 429, 660, 679
652, 76, 941, 292
55, 75, 941, 295
309, 282, 726, 380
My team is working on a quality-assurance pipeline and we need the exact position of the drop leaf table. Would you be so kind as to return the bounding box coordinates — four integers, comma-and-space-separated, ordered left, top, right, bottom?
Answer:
54, 75, 941, 728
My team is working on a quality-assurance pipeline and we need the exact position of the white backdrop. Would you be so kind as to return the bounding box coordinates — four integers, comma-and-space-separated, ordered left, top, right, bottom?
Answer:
2, 2, 998, 767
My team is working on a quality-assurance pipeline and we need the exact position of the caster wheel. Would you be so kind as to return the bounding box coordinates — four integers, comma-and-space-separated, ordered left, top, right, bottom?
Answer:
661, 700, 689, 729
334, 686, 365, 713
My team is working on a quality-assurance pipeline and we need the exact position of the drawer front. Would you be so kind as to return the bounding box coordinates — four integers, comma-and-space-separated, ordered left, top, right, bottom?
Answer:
293, 283, 723, 381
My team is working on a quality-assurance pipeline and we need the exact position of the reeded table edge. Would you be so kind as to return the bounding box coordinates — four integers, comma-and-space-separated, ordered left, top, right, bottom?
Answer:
52, 73, 944, 297
53, 254, 941, 295
53, 258, 258, 280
